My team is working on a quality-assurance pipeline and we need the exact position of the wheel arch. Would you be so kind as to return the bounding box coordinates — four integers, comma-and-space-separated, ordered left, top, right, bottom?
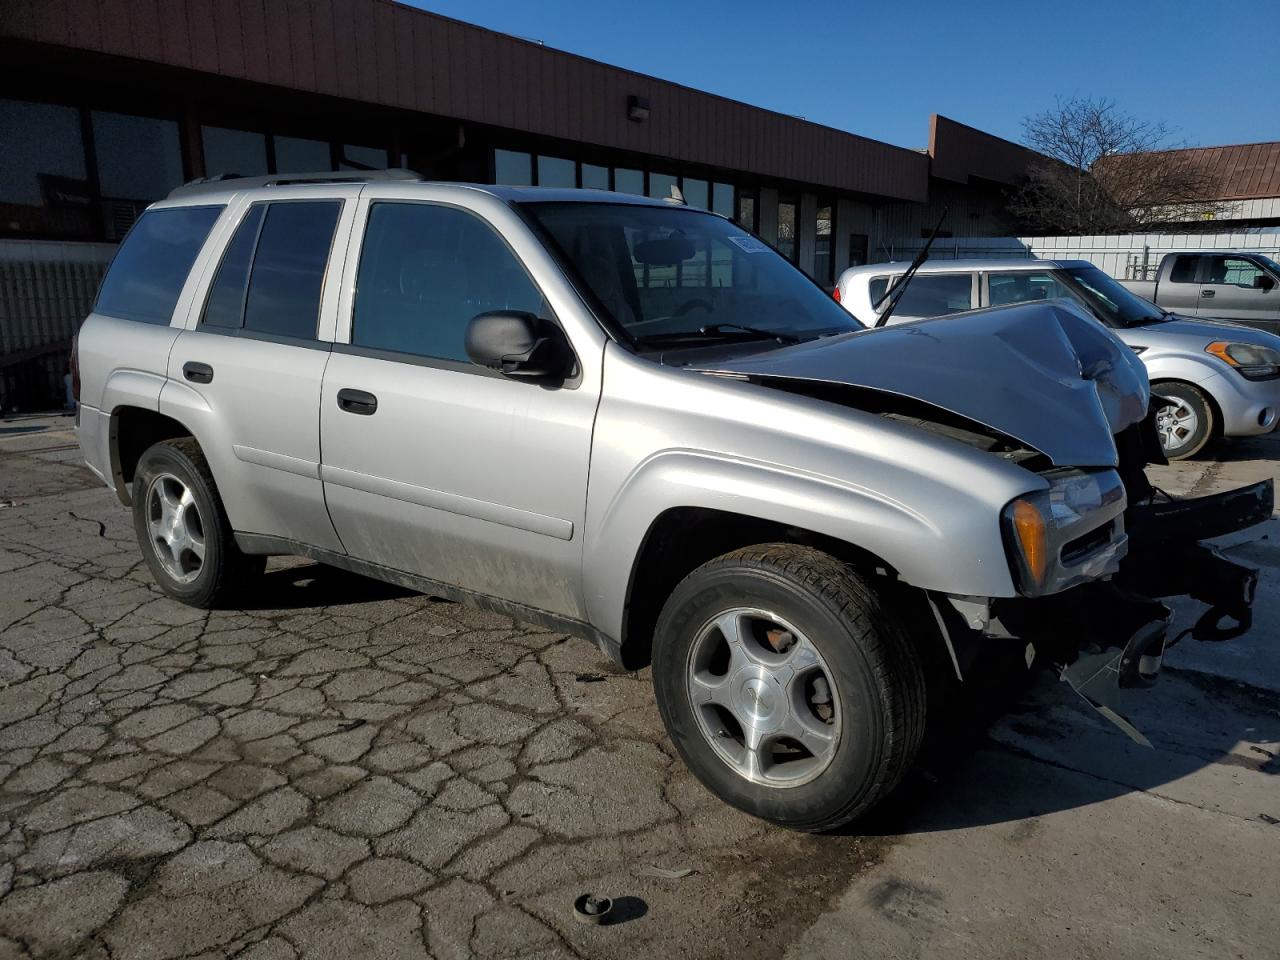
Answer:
109, 405, 198, 506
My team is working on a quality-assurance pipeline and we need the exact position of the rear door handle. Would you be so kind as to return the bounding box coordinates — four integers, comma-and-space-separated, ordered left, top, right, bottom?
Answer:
183, 361, 214, 384
1201, 289, 1215, 298
337, 388, 378, 415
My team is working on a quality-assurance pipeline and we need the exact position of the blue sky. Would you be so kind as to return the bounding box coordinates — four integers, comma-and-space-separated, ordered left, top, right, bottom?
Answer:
406, 0, 1277, 150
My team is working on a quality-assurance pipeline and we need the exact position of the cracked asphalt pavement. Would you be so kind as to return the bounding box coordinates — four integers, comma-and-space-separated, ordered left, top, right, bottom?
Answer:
1, 413, 1278, 959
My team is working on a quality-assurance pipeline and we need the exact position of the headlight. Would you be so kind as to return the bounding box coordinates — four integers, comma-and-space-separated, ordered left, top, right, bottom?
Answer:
1206, 341, 1280, 381
1002, 469, 1127, 596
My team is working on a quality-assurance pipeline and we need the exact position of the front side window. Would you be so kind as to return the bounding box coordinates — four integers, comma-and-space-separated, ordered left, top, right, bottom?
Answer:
1169, 255, 1199, 284
95, 206, 223, 324
242, 201, 341, 339
988, 271, 1072, 307
352, 202, 545, 362
892, 274, 973, 317
1207, 256, 1265, 287
523, 201, 862, 345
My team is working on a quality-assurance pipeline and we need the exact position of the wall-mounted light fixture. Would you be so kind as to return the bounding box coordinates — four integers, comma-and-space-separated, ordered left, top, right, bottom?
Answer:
627, 95, 650, 123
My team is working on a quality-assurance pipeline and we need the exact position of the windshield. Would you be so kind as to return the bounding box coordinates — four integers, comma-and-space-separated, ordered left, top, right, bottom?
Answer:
1257, 255, 1280, 275
521, 202, 863, 346
1062, 265, 1167, 328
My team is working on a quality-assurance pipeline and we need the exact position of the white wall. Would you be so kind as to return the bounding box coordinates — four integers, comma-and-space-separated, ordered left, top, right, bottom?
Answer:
876, 229, 1280, 278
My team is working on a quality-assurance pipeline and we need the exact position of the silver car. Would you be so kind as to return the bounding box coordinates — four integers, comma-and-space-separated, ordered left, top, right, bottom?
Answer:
75, 174, 1270, 831
836, 259, 1280, 459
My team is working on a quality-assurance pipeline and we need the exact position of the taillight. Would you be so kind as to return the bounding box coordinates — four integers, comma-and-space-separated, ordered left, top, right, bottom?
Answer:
832, 286, 842, 303
70, 333, 80, 402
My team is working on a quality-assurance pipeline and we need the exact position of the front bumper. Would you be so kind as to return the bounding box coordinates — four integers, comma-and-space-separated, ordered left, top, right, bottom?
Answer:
979, 478, 1273, 745
1198, 369, 1280, 438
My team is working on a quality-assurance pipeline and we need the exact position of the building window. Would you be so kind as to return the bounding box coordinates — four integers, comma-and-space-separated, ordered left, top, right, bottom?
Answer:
0, 99, 91, 239
680, 178, 708, 210
494, 149, 533, 186
274, 136, 332, 173
813, 202, 834, 284
736, 193, 757, 232
581, 164, 609, 190
537, 155, 576, 188
648, 172, 677, 201
203, 126, 269, 178
340, 144, 388, 170
777, 198, 797, 262
93, 112, 184, 238
614, 168, 644, 195
848, 233, 869, 268
712, 182, 734, 218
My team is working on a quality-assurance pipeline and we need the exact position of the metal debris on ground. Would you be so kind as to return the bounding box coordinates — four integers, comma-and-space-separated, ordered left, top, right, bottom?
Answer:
1259, 813, 1279, 825
575, 672, 607, 683
573, 893, 614, 924
635, 864, 695, 880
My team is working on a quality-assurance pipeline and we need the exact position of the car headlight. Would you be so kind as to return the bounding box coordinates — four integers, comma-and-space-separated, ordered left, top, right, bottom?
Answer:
1002, 469, 1127, 596
1206, 341, 1280, 381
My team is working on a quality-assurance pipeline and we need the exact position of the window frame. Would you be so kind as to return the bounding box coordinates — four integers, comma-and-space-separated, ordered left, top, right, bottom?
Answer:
193, 197, 344, 346
335, 197, 572, 382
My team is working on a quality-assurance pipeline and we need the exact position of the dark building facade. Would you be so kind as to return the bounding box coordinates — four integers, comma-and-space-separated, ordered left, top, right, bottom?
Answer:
0, 0, 1034, 409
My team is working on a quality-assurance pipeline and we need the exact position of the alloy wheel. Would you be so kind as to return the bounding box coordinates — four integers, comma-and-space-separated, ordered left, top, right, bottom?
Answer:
146, 473, 206, 584
685, 607, 841, 787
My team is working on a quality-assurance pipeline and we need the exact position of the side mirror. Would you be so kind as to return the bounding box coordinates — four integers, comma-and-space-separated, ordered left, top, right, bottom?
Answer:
464, 311, 573, 380
1253, 274, 1276, 291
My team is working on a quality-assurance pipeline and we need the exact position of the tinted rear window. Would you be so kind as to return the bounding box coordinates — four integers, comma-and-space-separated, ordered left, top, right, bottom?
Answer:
242, 201, 341, 340
95, 206, 223, 324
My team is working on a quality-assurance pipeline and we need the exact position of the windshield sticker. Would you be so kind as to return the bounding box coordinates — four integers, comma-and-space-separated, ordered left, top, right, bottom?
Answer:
727, 235, 770, 254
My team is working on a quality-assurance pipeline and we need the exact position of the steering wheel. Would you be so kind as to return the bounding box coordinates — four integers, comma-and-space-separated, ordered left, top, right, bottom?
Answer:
674, 299, 713, 317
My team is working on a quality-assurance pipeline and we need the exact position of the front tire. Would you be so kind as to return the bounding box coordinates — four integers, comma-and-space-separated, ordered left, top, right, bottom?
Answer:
651, 544, 927, 832
1153, 381, 1215, 460
132, 438, 265, 607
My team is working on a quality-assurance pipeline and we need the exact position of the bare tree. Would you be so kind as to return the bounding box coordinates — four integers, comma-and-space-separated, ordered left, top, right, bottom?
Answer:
1009, 96, 1222, 234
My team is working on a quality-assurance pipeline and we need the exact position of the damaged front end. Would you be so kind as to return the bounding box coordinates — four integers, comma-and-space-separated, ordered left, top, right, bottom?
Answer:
972, 409, 1272, 746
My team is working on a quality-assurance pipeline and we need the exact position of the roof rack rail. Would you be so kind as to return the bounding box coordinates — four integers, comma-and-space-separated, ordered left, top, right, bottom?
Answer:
167, 167, 421, 199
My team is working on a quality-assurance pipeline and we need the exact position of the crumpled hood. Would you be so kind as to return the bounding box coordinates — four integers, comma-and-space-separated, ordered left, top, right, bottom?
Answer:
697, 299, 1149, 468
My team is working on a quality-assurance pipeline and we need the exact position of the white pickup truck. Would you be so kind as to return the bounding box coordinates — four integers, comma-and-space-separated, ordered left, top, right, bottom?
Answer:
1120, 252, 1280, 334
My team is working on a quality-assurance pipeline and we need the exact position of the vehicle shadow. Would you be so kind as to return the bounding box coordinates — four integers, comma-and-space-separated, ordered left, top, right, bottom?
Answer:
235, 560, 416, 610
850, 648, 1280, 836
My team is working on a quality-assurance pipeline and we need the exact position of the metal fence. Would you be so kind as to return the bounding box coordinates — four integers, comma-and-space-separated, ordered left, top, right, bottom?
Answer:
876, 229, 1280, 279
0, 239, 115, 412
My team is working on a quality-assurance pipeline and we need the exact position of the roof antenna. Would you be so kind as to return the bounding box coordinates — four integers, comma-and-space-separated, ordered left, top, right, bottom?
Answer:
663, 184, 686, 206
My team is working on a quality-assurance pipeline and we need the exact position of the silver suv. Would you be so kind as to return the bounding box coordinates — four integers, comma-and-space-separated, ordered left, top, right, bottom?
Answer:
75, 171, 1271, 831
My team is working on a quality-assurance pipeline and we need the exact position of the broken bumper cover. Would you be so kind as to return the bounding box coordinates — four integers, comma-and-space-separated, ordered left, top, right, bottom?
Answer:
1000, 479, 1272, 745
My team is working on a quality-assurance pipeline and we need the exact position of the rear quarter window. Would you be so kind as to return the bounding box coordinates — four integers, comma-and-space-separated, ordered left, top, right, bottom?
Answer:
94, 205, 223, 324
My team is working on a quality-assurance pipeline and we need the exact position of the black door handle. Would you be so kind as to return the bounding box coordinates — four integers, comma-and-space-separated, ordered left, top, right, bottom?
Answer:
337, 388, 378, 415
1201, 289, 1215, 298
183, 361, 213, 384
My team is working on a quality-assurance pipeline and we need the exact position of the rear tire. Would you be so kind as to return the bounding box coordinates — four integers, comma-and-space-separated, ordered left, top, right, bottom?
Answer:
132, 438, 265, 608
651, 543, 927, 832
1153, 381, 1215, 460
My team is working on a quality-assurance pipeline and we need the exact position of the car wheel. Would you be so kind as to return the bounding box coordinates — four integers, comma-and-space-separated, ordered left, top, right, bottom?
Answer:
1153, 382, 1215, 460
651, 543, 927, 832
132, 437, 265, 608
